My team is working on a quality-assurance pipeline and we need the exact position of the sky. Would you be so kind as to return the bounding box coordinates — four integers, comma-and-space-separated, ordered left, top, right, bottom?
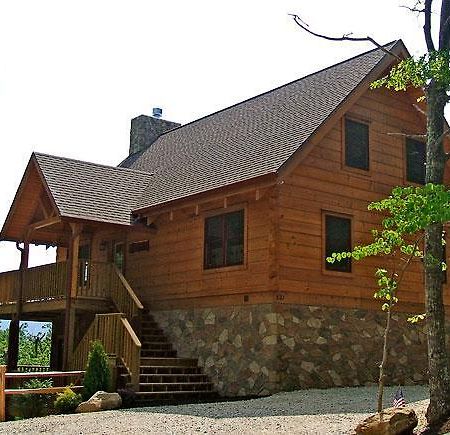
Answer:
0, 0, 435, 272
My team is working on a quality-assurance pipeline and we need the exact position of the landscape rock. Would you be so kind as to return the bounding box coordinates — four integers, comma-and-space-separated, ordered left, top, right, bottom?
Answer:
355, 407, 418, 435
76, 391, 122, 413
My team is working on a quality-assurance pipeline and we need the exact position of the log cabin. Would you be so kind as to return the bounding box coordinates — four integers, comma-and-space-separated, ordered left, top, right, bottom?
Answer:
0, 39, 446, 401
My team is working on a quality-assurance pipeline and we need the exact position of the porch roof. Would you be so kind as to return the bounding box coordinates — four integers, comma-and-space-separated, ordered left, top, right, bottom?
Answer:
33, 153, 153, 225
0, 154, 154, 243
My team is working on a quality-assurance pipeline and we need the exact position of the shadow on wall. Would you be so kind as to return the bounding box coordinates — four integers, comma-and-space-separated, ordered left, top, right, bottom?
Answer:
123, 385, 428, 418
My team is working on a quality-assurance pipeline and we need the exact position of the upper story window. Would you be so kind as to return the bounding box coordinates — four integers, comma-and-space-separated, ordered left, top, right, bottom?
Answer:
204, 209, 244, 269
406, 138, 426, 184
345, 118, 369, 171
324, 214, 352, 273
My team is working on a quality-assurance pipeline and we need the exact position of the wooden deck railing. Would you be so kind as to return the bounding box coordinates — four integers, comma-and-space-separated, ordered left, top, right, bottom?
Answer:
72, 313, 141, 390
77, 261, 110, 299
0, 270, 18, 305
0, 261, 143, 324
23, 262, 67, 301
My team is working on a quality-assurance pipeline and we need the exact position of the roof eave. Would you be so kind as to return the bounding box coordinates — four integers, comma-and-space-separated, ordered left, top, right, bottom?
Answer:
132, 173, 278, 216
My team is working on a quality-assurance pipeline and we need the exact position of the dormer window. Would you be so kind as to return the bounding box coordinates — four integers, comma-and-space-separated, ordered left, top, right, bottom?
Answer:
344, 118, 369, 171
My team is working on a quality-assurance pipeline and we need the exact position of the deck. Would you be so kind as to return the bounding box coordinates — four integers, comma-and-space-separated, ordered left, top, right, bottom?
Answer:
0, 261, 139, 317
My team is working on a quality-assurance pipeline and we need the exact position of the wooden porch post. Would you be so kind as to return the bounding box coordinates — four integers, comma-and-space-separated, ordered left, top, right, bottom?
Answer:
62, 223, 82, 371
7, 242, 29, 371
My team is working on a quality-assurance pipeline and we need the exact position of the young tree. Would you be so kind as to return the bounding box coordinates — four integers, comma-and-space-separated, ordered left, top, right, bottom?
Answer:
292, 1, 450, 424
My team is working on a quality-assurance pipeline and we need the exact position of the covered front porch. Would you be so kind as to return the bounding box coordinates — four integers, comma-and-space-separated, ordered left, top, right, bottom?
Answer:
0, 153, 151, 375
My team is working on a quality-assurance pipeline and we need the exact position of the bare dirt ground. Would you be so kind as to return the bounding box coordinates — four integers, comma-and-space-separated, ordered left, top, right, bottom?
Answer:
0, 385, 429, 434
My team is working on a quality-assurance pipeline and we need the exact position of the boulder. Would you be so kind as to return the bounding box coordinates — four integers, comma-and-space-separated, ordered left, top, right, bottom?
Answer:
355, 407, 418, 435
76, 391, 122, 413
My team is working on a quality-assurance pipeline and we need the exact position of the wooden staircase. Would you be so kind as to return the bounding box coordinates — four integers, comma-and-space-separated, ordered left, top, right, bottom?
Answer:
119, 311, 217, 405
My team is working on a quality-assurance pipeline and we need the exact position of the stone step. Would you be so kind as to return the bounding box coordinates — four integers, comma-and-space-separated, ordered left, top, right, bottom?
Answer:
141, 349, 177, 358
138, 365, 203, 375
140, 328, 165, 336
139, 357, 198, 367
121, 372, 208, 382
141, 342, 173, 351
140, 335, 168, 343
137, 382, 214, 393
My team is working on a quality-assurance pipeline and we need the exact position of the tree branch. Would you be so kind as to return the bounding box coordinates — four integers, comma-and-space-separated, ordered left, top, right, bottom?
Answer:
424, 0, 436, 52
289, 14, 402, 60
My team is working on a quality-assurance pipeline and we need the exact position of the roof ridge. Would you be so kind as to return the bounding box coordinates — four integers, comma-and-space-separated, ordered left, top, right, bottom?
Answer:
153, 40, 399, 141
34, 152, 154, 176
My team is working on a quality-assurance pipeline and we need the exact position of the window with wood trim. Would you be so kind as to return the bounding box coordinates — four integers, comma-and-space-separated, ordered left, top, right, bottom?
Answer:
345, 118, 369, 171
204, 209, 244, 269
325, 214, 352, 273
406, 138, 426, 184
129, 240, 150, 254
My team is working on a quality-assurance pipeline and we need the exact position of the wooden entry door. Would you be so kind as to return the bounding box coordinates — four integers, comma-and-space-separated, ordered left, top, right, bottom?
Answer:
78, 243, 91, 287
113, 242, 125, 274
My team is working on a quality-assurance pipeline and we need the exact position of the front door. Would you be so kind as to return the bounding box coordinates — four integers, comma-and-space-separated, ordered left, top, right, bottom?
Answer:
78, 244, 91, 287
113, 242, 125, 274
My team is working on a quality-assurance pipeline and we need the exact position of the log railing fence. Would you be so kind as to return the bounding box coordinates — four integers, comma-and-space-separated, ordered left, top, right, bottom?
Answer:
0, 366, 84, 421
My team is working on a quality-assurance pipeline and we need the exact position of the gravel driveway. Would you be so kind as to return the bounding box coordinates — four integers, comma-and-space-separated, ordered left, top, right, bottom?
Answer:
0, 385, 429, 434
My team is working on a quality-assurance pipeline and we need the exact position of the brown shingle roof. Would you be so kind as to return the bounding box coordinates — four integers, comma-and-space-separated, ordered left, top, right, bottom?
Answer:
123, 41, 401, 211
34, 153, 153, 225
5, 42, 402, 231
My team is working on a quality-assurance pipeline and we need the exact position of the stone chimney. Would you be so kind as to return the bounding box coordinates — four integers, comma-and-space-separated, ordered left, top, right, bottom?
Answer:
129, 109, 180, 155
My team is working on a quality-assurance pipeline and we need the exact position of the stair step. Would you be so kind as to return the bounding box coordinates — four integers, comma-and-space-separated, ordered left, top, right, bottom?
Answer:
141, 342, 173, 350
141, 328, 165, 336
139, 357, 198, 367
137, 382, 214, 392
138, 366, 203, 375
141, 350, 177, 358
140, 335, 168, 343
140, 374, 209, 382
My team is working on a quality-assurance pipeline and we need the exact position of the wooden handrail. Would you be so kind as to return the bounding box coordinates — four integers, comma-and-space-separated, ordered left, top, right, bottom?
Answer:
110, 265, 143, 320
116, 268, 144, 310
72, 313, 141, 391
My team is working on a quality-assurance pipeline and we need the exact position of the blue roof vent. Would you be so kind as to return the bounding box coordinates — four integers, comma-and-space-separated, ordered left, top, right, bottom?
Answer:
152, 107, 163, 118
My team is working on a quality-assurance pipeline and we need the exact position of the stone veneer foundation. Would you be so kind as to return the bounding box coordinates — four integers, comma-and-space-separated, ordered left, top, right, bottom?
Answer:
152, 304, 430, 397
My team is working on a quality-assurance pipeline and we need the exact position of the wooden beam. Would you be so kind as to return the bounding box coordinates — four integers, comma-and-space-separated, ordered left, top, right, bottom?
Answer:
141, 177, 276, 221
62, 223, 82, 370
7, 242, 29, 371
28, 216, 60, 232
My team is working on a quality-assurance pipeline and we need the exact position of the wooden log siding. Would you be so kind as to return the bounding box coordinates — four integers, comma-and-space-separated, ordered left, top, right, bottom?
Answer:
72, 313, 141, 389
126, 194, 272, 309
277, 86, 448, 310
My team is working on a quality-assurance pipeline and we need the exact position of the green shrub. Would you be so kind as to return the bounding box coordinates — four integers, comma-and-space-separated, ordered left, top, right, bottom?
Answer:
11, 378, 53, 419
83, 340, 111, 400
54, 387, 82, 414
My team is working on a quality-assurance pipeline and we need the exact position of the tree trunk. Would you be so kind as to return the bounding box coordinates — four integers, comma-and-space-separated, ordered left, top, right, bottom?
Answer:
424, 81, 450, 425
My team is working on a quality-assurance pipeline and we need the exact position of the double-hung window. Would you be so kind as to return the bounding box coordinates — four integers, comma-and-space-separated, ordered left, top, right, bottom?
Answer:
204, 209, 244, 269
345, 119, 369, 171
406, 138, 426, 184
324, 214, 352, 273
